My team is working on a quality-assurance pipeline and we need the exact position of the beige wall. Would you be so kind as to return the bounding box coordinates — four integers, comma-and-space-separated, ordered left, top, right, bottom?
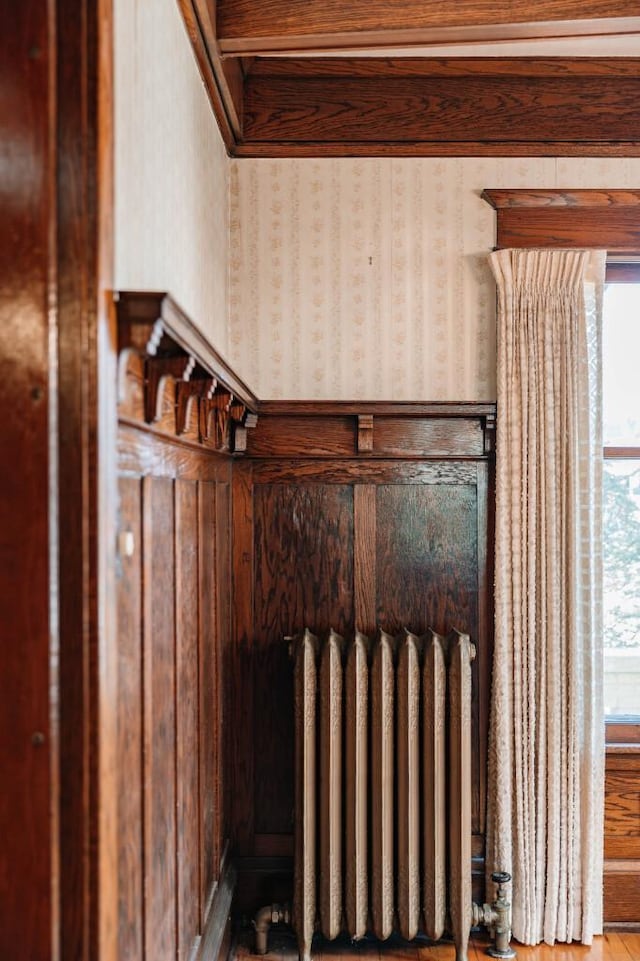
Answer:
114, 0, 229, 354
229, 157, 640, 401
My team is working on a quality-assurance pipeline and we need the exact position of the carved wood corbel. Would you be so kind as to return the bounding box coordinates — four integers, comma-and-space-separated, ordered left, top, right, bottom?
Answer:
144, 354, 196, 423
233, 411, 258, 453
199, 390, 232, 448
115, 291, 259, 452
176, 374, 217, 435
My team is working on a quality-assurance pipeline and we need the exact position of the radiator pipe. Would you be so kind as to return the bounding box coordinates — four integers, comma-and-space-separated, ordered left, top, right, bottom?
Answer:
472, 872, 516, 958
253, 903, 291, 955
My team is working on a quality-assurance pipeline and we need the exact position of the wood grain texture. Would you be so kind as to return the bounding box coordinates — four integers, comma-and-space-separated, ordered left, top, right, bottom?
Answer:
483, 188, 640, 251
143, 476, 177, 960
175, 480, 201, 959
216, 481, 232, 857
250, 460, 479, 486
244, 68, 640, 146
354, 486, 377, 636
253, 484, 354, 836
199, 480, 219, 921
117, 478, 144, 961
229, 462, 256, 852
217, 2, 640, 53
0, 3, 54, 958
374, 484, 478, 635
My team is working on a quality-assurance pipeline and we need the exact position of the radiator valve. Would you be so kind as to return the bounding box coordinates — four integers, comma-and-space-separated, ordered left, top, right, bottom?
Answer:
472, 871, 516, 959
253, 903, 291, 955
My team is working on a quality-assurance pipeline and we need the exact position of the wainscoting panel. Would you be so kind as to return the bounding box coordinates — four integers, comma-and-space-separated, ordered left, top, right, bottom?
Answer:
230, 403, 495, 908
115, 304, 242, 961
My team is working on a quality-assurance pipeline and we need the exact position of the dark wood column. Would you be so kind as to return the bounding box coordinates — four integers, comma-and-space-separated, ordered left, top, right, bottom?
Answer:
0, 1, 116, 958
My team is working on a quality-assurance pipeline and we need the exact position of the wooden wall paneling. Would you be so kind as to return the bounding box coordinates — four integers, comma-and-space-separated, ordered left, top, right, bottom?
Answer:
354, 485, 377, 636
216, 479, 232, 856
142, 476, 177, 960
229, 462, 256, 854
117, 478, 144, 961
199, 480, 219, 922
252, 484, 355, 840
175, 480, 202, 959
604, 747, 640, 925
374, 481, 478, 636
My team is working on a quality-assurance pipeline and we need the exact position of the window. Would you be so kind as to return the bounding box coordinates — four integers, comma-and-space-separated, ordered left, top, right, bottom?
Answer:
603, 262, 640, 722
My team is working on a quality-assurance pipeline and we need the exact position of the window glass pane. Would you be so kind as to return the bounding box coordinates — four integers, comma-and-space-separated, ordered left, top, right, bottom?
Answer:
603, 282, 640, 446
603, 459, 640, 717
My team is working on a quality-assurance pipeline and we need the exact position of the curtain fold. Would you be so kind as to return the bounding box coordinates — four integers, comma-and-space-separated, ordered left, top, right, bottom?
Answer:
486, 248, 606, 946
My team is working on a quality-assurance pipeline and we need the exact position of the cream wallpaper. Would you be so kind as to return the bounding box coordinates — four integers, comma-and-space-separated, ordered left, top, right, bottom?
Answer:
229, 158, 640, 401
114, 0, 229, 353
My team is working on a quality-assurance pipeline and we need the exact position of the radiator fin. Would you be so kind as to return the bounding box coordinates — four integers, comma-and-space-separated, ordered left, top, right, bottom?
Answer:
291, 629, 318, 961
422, 629, 447, 940
448, 630, 475, 961
344, 632, 369, 939
319, 630, 344, 939
290, 626, 475, 961
396, 630, 421, 940
371, 630, 395, 941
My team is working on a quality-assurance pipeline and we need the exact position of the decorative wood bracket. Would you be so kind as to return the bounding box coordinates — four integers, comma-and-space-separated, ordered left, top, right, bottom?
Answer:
357, 414, 374, 453
233, 411, 258, 453
482, 411, 497, 455
115, 291, 259, 453
175, 374, 217, 434
145, 354, 196, 423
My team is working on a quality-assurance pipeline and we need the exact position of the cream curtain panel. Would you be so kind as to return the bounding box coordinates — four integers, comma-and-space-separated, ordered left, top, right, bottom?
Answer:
486, 248, 606, 946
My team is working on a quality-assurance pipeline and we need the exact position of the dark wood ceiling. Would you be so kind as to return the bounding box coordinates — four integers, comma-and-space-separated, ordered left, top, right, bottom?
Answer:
178, 1, 640, 157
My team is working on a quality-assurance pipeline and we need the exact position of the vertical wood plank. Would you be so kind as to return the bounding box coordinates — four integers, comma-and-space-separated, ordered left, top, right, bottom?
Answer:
354, 485, 377, 635
215, 479, 231, 864
253, 484, 354, 836
142, 476, 177, 961
175, 480, 201, 959
229, 462, 255, 853
199, 479, 218, 921
117, 478, 143, 961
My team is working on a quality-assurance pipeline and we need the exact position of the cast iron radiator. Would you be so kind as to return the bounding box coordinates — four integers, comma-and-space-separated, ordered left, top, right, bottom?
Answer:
289, 627, 475, 961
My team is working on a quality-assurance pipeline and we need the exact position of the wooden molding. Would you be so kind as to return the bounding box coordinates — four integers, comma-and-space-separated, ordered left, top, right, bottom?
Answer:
241, 58, 640, 156
246, 401, 497, 460
175, 0, 640, 159
216, 2, 640, 55
115, 291, 258, 454
482, 188, 640, 251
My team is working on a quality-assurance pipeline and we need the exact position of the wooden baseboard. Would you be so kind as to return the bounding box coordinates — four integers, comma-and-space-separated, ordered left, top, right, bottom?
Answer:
195, 854, 237, 961
604, 922, 640, 933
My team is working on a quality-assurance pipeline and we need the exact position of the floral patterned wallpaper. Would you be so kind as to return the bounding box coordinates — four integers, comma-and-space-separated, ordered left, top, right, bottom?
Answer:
229, 157, 640, 401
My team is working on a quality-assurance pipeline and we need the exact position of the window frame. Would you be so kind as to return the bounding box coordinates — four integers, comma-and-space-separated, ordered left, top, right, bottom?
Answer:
603, 260, 640, 742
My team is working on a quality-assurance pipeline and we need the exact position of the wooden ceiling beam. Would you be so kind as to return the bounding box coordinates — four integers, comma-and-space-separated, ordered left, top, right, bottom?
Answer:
241, 57, 640, 156
216, 2, 640, 56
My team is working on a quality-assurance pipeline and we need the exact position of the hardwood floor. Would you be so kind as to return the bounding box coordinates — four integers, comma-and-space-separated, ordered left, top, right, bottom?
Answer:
233, 929, 640, 961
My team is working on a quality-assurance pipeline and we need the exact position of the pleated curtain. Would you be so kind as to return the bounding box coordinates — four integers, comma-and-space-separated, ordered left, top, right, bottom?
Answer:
486, 248, 606, 945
